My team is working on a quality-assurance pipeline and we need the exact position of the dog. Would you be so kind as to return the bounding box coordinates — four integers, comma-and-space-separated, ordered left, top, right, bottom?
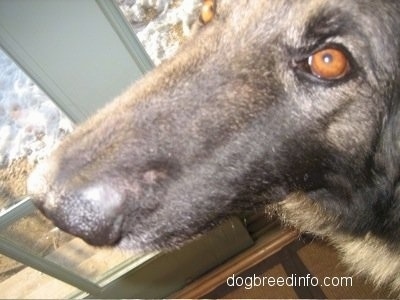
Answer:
27, 0, 400, 294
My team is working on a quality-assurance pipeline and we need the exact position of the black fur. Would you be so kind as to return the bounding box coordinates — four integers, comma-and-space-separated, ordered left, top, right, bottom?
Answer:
27, 0, 400, 291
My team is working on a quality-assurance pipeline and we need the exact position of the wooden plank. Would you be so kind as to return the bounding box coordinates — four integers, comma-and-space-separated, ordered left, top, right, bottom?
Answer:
170, 227, 298, 299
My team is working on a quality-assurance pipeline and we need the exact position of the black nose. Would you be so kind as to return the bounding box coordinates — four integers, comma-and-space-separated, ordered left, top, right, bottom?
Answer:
35, 186, 125, 246
27, 161, 126, 246
56, 206, 125, 247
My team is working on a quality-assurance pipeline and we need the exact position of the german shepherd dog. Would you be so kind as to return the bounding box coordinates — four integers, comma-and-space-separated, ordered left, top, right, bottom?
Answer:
27, 0, 400, 293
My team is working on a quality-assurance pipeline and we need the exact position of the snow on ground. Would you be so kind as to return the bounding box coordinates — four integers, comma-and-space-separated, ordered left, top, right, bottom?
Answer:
0, 0, 201, 168
0, 51, 74, 166
118, 0, 202, 64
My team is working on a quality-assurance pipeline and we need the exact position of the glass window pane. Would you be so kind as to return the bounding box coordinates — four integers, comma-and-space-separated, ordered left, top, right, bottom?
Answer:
0, 258, 80, 299
0, 2, 161, 293
0, 209, 137, 284
0, 254, 25, 284
0, 48, 74, 211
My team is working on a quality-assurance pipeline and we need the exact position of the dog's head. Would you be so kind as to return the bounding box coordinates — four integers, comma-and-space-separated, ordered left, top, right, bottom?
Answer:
27, 0, 400, 250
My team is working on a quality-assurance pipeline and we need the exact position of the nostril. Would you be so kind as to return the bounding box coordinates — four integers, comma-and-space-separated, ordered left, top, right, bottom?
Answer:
31, 194, 44, 208
31, 193, 51, 218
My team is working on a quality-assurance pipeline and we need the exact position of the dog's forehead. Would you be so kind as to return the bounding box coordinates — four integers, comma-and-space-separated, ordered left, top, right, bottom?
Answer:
215, 0, 350, 42
217, 0, 391, 39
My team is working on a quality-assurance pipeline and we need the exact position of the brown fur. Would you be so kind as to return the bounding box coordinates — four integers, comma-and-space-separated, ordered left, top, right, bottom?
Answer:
272, 195, 400, 294
28, 0, 400, 293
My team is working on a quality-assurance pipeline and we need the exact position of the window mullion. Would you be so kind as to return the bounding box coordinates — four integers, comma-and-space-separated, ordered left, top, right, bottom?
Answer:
0, 235, 102, 296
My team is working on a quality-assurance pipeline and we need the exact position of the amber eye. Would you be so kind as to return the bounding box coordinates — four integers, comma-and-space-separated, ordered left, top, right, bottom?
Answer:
308, 48, 350, 80
200, 0, 216, 24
